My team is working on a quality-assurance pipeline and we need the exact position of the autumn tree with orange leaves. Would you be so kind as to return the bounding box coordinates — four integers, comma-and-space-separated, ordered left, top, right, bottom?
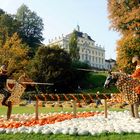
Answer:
108, 0, 140, 73
0, 33, 29, 79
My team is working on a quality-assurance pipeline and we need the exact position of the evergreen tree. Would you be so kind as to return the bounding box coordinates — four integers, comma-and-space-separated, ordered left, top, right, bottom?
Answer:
0, 9, 20, 46
69, 30, 80, 61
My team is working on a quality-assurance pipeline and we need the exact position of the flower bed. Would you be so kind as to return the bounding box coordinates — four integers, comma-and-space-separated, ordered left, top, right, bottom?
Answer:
0, 111, 140, 135
0, 112, 99, 128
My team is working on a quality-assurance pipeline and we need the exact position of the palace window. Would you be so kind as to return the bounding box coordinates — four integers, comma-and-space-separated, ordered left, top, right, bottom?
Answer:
99, 58, 101, 63
89, 56, 91, 61
92, 56, 94, 61
82, 54, 84, 60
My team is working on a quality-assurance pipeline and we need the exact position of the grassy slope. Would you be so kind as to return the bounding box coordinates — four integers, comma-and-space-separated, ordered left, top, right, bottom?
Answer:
81, 72, 119, 93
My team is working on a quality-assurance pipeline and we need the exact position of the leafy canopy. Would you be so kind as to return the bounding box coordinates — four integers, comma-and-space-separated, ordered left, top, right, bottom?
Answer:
30, 45, 78, 93
0, 32, 29, 79
16, 4, 44, 56
108, 0, 140, 73
69, 30, 80, 61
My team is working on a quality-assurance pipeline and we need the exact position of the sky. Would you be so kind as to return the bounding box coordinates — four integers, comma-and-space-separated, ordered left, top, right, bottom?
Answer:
0, 0, 120, 59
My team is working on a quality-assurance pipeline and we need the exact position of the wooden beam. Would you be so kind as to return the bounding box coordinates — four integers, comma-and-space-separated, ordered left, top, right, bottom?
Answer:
20, 82, 54, 85
77, 68, 95, 72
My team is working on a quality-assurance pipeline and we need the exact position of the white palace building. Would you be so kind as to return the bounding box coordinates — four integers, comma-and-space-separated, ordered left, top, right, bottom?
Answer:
47, 26, 114, 70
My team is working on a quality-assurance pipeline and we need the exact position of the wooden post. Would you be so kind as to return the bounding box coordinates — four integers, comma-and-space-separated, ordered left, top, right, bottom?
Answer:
104, 99, 107, 118
35, 100, 39, 120
72, 100, 77, 118
61, 101, 64, 112
130, 104, 135, 117
134, 103, 139, 118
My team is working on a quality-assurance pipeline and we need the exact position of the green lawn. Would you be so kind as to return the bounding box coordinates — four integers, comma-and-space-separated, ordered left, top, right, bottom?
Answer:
0, 133, 140, 140
0, 104, 126, 116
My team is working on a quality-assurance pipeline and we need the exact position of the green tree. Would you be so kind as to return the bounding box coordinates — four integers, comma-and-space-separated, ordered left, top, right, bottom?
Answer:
69, 30, 80, 61
0, 9, 20, 46
0, 9, 5, 15
16, 4, 44, 56
30, 45, 77, 93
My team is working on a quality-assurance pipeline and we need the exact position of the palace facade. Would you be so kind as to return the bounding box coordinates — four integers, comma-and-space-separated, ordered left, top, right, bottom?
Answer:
48, 26, 107, 69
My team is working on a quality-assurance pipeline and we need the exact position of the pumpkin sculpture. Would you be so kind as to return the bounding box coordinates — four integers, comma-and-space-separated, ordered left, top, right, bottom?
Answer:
0, 73, 33, 120
105, 72, 140, 118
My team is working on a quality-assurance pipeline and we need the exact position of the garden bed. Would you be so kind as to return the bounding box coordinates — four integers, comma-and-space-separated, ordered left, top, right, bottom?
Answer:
0, 111, 140, 136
